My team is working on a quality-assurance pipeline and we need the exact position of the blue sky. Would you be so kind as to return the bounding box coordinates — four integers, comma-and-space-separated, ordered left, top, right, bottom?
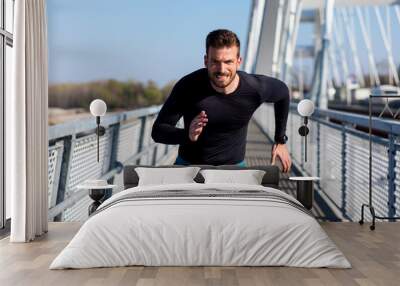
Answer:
47, 0, 251, 86
47, 1, 400, 87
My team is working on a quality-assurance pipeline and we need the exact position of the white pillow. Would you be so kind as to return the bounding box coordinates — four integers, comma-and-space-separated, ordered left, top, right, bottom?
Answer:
200, 169, 266, 185
135, 167, 201, 186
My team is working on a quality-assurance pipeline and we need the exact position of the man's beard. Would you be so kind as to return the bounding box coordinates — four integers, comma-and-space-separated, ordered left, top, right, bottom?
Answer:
208, 71, 236, 88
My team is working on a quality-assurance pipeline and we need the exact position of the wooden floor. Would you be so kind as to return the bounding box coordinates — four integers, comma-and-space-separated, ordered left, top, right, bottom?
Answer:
1, 222, 399, 286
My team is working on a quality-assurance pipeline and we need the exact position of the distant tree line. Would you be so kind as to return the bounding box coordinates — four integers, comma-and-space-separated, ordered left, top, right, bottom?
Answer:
49, 79, 175, 110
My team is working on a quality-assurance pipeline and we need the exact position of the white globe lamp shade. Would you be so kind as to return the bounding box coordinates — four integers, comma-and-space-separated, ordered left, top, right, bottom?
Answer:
90, 99, 107, 117
297, 99, 315, 117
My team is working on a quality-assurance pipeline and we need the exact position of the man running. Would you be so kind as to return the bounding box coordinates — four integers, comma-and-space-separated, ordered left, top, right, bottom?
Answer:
151, 29, 291, 172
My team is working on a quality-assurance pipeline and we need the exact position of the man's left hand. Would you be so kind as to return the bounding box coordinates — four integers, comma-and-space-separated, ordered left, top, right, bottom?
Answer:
271, 144, 292, 173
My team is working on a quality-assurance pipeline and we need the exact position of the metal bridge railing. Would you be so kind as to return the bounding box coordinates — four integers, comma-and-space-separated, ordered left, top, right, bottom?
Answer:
253, 103, 400, 222
47, 105, 177, 222
49, 102, 399, 223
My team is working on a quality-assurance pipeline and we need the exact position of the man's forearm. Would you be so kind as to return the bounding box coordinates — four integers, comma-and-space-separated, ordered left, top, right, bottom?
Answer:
273, 91, 290, 143
151, 122, 189, 145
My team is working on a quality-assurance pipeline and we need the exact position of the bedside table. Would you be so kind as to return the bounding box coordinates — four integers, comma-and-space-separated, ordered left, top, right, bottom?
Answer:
289, 177, 320, 210
77, 182, 117, 215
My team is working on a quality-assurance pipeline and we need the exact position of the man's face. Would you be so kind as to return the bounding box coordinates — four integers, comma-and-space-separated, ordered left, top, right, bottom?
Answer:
204, 46, 242, 89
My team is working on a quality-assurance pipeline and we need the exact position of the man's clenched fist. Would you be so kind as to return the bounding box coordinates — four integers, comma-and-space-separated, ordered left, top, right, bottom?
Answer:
189, 110, 208, 142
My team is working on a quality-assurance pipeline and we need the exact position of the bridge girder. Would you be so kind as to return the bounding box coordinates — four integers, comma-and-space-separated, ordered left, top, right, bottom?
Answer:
303, 0, 399, 9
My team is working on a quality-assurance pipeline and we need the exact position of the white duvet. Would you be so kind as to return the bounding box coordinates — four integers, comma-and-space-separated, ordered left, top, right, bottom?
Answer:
50, 183, 351, 269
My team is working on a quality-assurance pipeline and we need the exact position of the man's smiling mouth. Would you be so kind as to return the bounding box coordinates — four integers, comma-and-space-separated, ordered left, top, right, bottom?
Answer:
215, 74, 228, 80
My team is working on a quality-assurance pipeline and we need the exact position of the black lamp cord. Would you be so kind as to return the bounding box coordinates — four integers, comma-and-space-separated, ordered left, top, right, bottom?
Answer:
304, 117, 308, 162
96, 116, 100, 162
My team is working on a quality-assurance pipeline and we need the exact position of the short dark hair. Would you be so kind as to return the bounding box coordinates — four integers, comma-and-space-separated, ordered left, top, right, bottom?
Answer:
206, 29, 240, 56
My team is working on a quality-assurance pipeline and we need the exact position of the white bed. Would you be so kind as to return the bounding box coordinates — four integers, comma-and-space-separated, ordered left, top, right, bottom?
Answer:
50, 183, 351, 269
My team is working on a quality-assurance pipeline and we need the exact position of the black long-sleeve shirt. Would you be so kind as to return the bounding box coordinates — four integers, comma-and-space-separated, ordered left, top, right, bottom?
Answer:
151, 68, 290, 165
